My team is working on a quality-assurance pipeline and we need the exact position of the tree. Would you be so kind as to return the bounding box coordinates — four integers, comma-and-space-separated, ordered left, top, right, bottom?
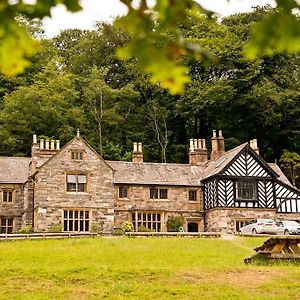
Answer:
280, 151, 300, 187
0, 61, 84, 156
0, 1, 299, 94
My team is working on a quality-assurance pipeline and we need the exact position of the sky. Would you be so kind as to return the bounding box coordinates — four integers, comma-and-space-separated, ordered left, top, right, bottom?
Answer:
43, 0, 275, 38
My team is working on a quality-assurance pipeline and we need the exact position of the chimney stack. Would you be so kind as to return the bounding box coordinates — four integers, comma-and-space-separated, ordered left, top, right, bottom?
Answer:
211, 130, 218, 160
132, 142, 143, 163
250, 139, 259, 155
31, 134, 60, 174
218, 130, 225, 156
189, 138, 207, 165
211, 129, 225, 160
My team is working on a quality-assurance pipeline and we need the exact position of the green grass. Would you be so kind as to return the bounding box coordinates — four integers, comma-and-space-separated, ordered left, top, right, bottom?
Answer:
0, 237, 299, 299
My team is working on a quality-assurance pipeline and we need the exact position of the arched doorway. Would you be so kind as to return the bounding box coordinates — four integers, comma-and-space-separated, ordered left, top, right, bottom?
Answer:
188, 222, 198, 232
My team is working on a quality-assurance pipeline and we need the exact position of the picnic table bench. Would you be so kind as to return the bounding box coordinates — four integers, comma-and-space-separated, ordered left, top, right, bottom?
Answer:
244, 236, 300, 263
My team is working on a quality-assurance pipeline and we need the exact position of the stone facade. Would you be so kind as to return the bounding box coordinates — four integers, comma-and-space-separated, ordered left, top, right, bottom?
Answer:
0, 183, 24, 232
33, 136, 115, 233
205, 208, 277, 233
114, 184, 204, 231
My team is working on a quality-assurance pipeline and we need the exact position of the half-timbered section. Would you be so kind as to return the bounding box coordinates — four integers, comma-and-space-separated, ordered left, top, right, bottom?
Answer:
202, 142, 300, 232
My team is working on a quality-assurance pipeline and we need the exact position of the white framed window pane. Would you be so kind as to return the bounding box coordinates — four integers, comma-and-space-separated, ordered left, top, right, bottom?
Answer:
78, 175, 87, 183
67, 175, 76, 183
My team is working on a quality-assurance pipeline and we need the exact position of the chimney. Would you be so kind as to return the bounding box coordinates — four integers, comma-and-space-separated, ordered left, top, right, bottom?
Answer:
211, 130, 218, 160
189, 138, 207, 165
218, 130, 225, 156
250, 139, 259, 155
31, 135, 60, 173
56, 140, 60, 150
132, 142, 143, 163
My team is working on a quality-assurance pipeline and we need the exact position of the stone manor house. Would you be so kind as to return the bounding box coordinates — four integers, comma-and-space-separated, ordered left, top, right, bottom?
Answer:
0, 130, 300, 234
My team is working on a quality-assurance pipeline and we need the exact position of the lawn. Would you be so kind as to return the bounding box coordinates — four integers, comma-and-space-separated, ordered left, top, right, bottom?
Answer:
0, 237, 299, 299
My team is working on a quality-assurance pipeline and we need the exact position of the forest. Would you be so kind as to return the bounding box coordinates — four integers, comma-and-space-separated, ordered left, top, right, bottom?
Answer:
0, 6, 299, 180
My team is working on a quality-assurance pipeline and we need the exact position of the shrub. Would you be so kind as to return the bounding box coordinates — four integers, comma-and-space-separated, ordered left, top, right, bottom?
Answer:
48, 223, 62, 233
137, 225, 155, 232
121, 221, 134, 233
18, 225, 33, 234
90, 222, 101, 233
166, 216, 184, 232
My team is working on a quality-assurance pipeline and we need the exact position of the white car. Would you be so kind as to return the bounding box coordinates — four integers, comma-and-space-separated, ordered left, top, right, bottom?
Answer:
240, 219, 278, 234
276, 220, 300, 235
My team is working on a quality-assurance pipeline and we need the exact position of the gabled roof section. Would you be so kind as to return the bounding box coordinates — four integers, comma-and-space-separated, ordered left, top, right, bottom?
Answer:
0, 157, 31, 183
202, 143, 279, 181
37, 133, 113, 172
268, 163, 295, 189
107, 161, 205, 186
202, 143, 247, 180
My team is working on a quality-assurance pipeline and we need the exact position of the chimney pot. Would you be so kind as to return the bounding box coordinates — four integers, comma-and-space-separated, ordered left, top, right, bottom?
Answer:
193, 139, 198, 149
189, 139, 194, 152
218, 129, 223, 138
201, 139, 206, 150
138, 142, 142, 153
198, 139, 202, 149
50, 140, 55, 150
40, 139, 44, 150
213, 130, 217, 138
56, 140, 60, 150
45, 139, 49, 150
33, 134, 37, 144
133, 142, 138, 152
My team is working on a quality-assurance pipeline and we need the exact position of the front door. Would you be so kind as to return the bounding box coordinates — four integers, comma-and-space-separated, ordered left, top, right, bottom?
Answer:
188, 222, 198, 232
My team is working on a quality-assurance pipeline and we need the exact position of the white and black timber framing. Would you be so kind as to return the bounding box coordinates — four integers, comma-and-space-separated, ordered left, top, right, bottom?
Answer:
203, 144, 300, 212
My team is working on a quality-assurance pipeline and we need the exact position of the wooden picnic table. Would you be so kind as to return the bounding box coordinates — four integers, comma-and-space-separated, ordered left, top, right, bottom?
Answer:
244, 236, 300, 263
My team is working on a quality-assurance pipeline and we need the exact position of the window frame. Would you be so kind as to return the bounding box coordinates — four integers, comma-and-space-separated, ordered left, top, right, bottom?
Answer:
119, 186, 129, 199
188, 190, 197, 202
1, 190, 14, 203
71, 151, 84, 161
149, 187, 168, 200
66, 173, 88, 193
235, 180, 257, 201
63, 209, 90, 232
0, 217, 14, 234
131, 212, 162, 232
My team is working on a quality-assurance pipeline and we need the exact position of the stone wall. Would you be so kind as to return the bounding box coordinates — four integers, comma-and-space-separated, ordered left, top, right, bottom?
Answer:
34, 136, 115, 232
0, 183, 24, 231
205, 208, 277, 233
114, 184, 204, 231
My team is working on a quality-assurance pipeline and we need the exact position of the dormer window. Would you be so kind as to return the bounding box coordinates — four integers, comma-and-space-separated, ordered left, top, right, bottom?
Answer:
71, 151, 83, 160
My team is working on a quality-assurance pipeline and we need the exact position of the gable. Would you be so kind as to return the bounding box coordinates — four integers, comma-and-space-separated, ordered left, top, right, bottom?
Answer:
222, 148, 274, 178
36, 135, 113, 174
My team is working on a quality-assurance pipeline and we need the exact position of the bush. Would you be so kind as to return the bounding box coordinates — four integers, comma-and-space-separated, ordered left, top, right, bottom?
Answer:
166, 216, 184, 232
48, 223, 62, 233
18, 225, 33, 234
121, 221, 134, 233
137, 225, 155, 232
90, 222, 101, 233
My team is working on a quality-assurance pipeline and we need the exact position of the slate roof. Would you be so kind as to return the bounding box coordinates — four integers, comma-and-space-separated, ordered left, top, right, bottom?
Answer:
0, 157, 31, 183
107, 161, 205, 186
201, 143, 247, 180
268, 163, 294, 188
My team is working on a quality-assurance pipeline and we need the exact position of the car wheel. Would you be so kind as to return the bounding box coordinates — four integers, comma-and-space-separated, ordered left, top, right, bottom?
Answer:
252, 228, 257, 234
284, 229, 289, 235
